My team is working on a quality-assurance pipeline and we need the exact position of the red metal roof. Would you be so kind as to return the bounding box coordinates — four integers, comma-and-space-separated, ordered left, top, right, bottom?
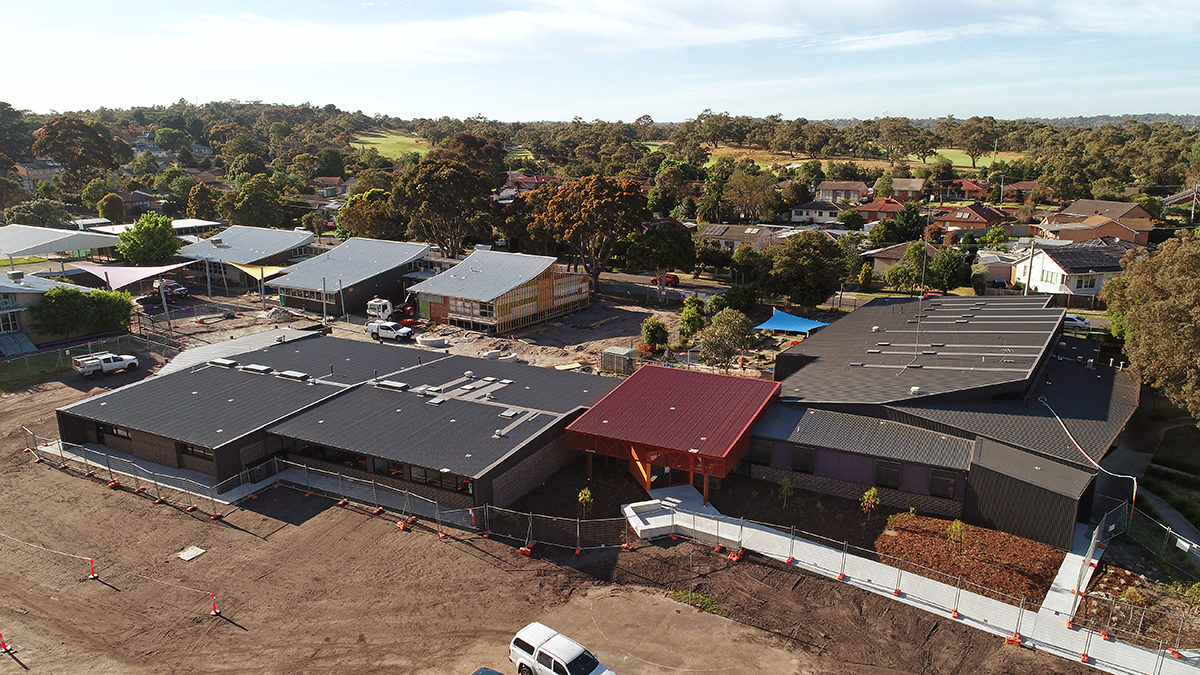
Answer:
566, 365, 780, 460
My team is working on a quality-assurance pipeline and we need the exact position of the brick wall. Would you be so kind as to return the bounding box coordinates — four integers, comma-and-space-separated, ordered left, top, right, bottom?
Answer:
751, 465, 963, 519
491, 436, 575, 508
239, 440, 267, 466
117, 430, 179, 469
179, 453, 216, 477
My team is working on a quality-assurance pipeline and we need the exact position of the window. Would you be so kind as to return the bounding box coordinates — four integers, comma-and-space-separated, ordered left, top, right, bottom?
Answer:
179, 443, 213, 460
0, 312, 17, 333
876, 461, 901, 489
791, 447, 815, 474
931, 470, 957, 499
747, 438, 772, 465
96, 423, 131, 439
410, 465, 471, 492
553, 661, 569, 675
512, 638, 534, 656
537, 652, 554, 669
1076, 276, 1096, 289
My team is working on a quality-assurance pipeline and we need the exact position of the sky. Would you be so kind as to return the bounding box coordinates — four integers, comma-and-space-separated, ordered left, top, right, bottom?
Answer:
5, 0, 1198, 122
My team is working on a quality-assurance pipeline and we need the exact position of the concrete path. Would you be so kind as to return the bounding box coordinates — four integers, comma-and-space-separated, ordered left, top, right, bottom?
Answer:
1140, 489, 1200, 544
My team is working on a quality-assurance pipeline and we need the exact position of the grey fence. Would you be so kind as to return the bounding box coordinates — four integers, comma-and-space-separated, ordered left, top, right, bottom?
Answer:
1125, 506, 1200, 578
1, 334, 177, 386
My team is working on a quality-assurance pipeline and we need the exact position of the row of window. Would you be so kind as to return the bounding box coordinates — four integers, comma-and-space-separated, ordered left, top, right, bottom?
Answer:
0, 312, 17, 333
748, 440, 958, 500
449, 297, 495, 319
1041, 270, 1066, 285
179, 443, 214, 460
96, 423, 131, 439
1076, 275, 1097, 289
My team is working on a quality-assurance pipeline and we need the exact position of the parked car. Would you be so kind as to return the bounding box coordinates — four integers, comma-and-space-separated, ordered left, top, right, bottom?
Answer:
1063, 314, 1091, 329
72, 352, 138, 378
510, 622, 614, 675
366, 320, 413, 341
649, 273, 679, 287
153, 279, 189, 297
920, 292, 943, 299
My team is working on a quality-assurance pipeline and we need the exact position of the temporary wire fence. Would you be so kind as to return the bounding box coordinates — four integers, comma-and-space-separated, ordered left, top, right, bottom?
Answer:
1124, 506, 1200, 579
0, 334, 176, 386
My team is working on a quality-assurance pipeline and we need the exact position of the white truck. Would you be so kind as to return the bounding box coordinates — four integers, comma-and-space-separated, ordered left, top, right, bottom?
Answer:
72, 352, 139, 378
366, 295, 418, 322
365, 320, 413, 341
509, 622, 614, 675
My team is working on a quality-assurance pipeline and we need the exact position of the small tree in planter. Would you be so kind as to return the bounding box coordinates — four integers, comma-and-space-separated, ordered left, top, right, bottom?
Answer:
578, 487, 593, 520
946, 518, 965, 552
860, 487, 879, 523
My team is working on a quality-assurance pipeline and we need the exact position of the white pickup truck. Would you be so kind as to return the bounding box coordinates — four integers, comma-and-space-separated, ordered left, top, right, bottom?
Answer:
72, 352, 139, 378
365, 320, 413, 341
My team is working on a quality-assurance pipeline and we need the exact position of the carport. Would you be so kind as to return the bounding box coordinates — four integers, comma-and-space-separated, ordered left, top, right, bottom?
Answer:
565, 365, 779, 502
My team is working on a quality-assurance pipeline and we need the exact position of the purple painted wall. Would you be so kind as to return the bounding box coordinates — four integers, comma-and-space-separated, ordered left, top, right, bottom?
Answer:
818, 448, 876, 484
899, 463, 931, 494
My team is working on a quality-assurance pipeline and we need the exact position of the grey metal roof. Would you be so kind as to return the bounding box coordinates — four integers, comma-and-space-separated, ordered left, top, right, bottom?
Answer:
156, 328, 317, 376
754, 404, 974, 470
888, 339, 1141, 469
59, 331, 618, 473
779, 295, 1062, 405
178, 226, 313, 265
60, 364, 341, 450
406, 250, 557, 302
267, 238, 429, 291
0, 273, 91, 295
973, 438, 1094, 498
0, 225, 121, 258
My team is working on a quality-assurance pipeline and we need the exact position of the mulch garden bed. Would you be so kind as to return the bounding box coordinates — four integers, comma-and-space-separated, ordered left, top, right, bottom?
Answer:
875, 512, 1066, 606
1077, 560, 1200, 649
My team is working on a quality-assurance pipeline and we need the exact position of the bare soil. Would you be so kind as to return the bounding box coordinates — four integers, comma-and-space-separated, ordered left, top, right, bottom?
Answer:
0, 378, 1094, 673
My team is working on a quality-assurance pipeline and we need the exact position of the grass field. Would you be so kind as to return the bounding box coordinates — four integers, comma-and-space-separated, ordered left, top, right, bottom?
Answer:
701, 145, 1026, 172
352, 130, 430, 157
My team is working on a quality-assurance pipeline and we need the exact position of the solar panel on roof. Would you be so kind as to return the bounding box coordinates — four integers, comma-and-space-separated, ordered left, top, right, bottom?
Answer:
706, 225, 728, 236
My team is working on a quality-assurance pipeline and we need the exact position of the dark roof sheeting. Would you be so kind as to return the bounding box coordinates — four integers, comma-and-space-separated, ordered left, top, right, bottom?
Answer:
407, 250, 557, 302
973, 438, 1094, 498
754, 405, 974, 470
567, 365, 779, 458
779, 295, 1061, 404
267, 239, 429, 291
178, 225, 313, 265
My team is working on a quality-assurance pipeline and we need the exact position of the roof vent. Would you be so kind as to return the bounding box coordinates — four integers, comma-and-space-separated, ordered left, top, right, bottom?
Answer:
426, 386, 442, 394
277, 370, 309, 381
871, 326, 882, 332
209, 358, 238, 368
931, 342, 945, 347
499, 379, 514, 385
922, 350, 937, 355
376, 380, 410, 392
464, 370, 475, 379
877, 342, 890, 346
7, 270, 24, 282
461, 384, 477, 391
909, 386, 922, 395
955, 319, 969, 323
849, 362, 865, 367
242, 364, 273, 375
412, 385, 429, 396
211, 237, 223, 246
908, 364, 924, 368
867, 349, 881, 354
426, 397, 446, 406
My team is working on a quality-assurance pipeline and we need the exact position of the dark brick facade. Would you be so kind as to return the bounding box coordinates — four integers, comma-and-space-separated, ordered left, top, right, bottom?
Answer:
751, 465, 963, 519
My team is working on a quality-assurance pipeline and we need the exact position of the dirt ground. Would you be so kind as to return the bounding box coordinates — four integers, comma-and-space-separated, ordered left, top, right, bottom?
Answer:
0, 379, 1095, 674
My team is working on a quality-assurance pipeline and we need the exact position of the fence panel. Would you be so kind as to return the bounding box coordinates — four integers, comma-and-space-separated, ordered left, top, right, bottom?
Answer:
486, 507, 533, 545
531, 514, 581, 549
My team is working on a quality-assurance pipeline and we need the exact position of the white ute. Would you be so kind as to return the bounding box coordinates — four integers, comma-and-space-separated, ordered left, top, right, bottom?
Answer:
72, 352, 139, 378
365, 320, 413, 341
509, 622, 614, 675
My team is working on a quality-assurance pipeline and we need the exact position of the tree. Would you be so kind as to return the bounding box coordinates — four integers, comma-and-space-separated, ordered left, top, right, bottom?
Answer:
860, 487, 879, 522
858, 262, 874, 292
980, 223, 1008, 247
0, 176, 26, 211
314, 148, 345, 178
348, 168, 396, 197
778, 476, 794, 508
927, 247, 966, 292
731, 244, 765, 283
187, 183, 218, 221
883, 241, 931, 294
1101, 230, 1200, 416
723, 169, 779, 222
338, 188, 405, 240
153, 127, 189, 152
529, 174, 648, 289
577, 487, 593, 520
894, 202, 926, 242
695, 240, 732, 277
698, 308, 753, 374
231, 174, 283, 228
89, 289, 133, 333
4, 199, 69, 226
780, 181, 812, 208
641, 316, 669, 350
679, 306, 706, 339
81, 177, 111, 210
391, 159, 493, 258
97, 193, 125, 223
867, 218, 900, 247
836, 209, 864, 230
626, 220, 695, 301
723, 284, 759, 313
229, 153, 267, 178
0, 102, 34, 160
955, 116, 1000, 168
301, 211, 326, 237
32, 116, 116, 187
763, 231, 844, 309
30, 287, 94, 337
117, 212, 182, 265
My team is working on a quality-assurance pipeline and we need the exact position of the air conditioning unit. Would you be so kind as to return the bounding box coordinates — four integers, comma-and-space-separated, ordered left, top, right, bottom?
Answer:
211, 238, 223, 245
909, 386, 922, 395
7, 270, 24, 282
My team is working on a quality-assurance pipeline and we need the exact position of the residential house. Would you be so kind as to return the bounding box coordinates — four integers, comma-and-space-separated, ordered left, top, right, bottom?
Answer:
861, 241, 938, 276
955, 179, 990, 200
309, 177, 346, 198
1036, 215, 1153, 246
696, 224, 791, 251
0, 270, 98, 354
886, 178, 926, 201
973, 250, 1021, 287
115, 190, 161, 214
1163, 188, 1197, 208
189, 144, 214, 157
177, 225, 315, 286
407, 250, 589, 334
854, 198, 905, 223
789, 201, 845, 225
14, 160, 63, 193
933, 202, 1008, 232
816, 181, 871, 203
506, 174, 558, 193
1013, 245, 1126, 296
1056, 199, 1154, 221
1006, 180, 1041, 199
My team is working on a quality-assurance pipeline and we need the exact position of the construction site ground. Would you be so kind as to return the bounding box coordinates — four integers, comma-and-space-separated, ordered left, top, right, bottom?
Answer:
0, 376, 1092, 674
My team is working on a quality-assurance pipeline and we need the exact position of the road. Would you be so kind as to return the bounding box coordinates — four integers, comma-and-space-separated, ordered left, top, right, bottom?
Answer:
597, 271, 729, 303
